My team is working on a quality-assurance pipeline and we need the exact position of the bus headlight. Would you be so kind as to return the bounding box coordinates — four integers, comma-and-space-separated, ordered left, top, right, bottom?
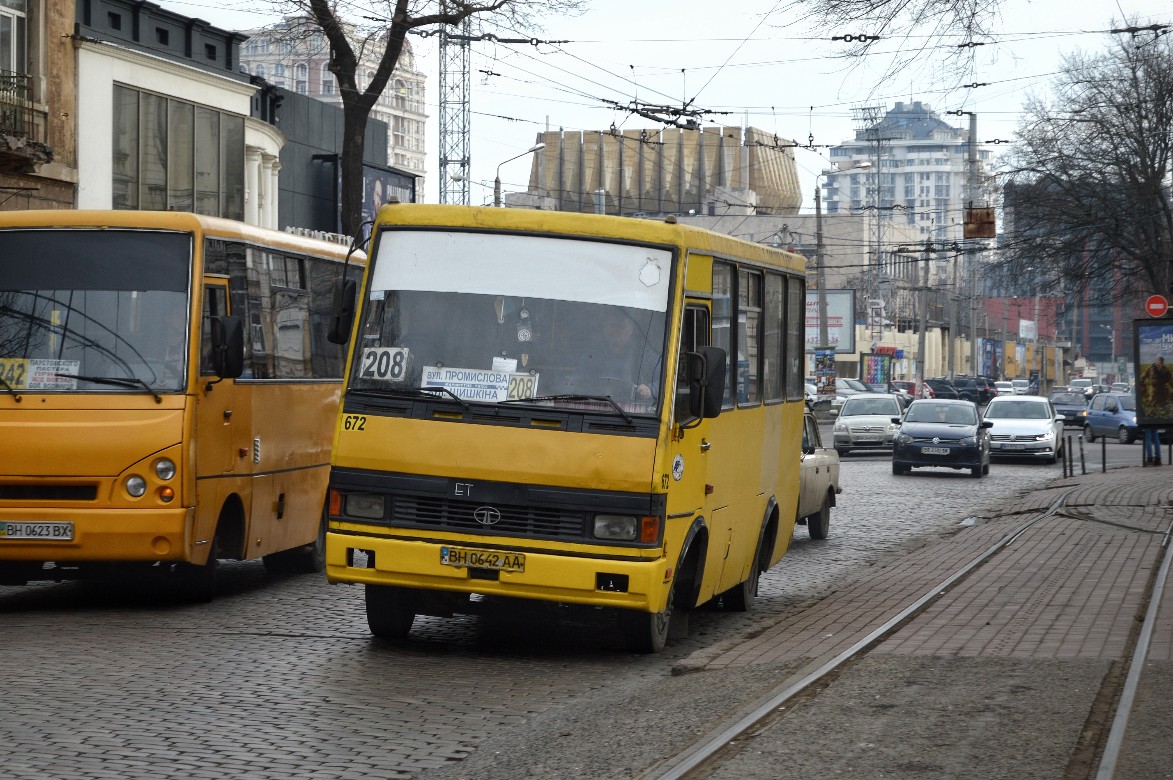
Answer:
125, 475, 147, 497
594, 514, 638, 541
154, 458, 176, 480
346, 494, 385, 520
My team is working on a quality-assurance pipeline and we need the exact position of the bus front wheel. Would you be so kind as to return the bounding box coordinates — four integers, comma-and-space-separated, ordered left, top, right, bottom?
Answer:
365, 584, 416, 639
263, 515, 327, 575
176, 528, 220, 603
619, 595, 672, 654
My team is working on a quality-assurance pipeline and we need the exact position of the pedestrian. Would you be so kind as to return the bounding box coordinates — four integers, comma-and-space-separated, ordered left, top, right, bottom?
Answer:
1143, 427, 1162, 466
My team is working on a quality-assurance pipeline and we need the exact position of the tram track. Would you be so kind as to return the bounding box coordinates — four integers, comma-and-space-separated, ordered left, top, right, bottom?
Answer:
642, 486, 1173, 780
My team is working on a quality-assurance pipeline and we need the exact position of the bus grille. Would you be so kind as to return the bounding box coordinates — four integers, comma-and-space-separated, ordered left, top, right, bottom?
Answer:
392, 496, 587, 539
0, 484, 99, 501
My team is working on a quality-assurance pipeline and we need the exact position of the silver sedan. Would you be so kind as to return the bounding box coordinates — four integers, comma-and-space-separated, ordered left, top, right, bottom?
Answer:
982, 395, 1065, 463
832, 393, 904, 454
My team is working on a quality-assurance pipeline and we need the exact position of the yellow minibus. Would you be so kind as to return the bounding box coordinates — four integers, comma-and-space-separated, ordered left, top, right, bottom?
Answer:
0, 211, 364, 600
324, 204, 806, 651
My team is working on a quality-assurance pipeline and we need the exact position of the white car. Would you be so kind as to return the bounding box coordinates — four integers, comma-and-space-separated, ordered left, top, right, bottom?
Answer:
1011, 379, 1031, 395
994, 380, 1015, 396
832, 393, 904, 455
798, 406, 841, 539
982, 395, 1065, 463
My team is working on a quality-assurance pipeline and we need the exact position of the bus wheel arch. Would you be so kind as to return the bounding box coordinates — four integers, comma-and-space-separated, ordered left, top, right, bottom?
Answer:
619, 520, 705, 653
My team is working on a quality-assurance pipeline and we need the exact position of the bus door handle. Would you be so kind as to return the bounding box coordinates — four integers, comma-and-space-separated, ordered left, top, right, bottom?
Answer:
700, 439, 711, 452
223, 410, 233, 419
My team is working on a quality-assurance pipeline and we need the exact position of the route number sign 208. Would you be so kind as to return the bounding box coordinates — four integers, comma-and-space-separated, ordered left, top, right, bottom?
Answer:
360, 348, 409, 381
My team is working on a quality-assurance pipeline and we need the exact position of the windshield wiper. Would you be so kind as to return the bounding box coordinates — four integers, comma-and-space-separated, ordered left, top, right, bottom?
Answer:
0, 375, 22, 403
54, 373, 163, 404
366, 385, 470, 411
500, 394, 633, 424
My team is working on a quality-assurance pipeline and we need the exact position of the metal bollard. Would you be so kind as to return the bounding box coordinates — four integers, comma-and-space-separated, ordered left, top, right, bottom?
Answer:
1101, 434, 1107, 473
1079, 434, 1087, 475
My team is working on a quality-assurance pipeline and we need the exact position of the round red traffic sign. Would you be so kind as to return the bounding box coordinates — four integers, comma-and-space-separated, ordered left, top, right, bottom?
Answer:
1146, 294, 1169, 317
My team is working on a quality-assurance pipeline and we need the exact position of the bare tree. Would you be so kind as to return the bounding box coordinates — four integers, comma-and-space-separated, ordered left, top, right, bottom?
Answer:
996, 29, 1173, 305
270, 0, 581, 239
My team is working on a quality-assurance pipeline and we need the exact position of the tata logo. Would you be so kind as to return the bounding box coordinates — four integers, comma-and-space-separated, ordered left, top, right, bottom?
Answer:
473, 506, 502, 526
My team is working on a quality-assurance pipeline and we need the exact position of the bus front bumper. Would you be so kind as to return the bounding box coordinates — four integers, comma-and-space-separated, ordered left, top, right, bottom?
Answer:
325, 531, 671, 613
0, 507, 195, 564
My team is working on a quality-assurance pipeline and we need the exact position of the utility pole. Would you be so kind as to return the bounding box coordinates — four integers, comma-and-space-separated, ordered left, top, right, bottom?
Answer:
918, 240, 933, 384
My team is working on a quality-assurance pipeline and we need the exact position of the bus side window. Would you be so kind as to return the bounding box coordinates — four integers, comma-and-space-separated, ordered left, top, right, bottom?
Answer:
200, 285, 229, 375
675, 306, 710, 424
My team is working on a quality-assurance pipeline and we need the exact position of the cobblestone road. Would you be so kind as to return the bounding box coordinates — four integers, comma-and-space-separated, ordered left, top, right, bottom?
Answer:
0, 439, 1116, 780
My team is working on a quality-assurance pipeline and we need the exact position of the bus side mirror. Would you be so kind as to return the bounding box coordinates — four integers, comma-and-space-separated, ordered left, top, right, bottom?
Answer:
327, 277, 358, 344
210, 315, 245, 379
687, 346, 726, 419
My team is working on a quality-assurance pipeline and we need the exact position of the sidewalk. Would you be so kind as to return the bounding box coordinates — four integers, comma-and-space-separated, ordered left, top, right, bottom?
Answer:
675, 463, 1173, 778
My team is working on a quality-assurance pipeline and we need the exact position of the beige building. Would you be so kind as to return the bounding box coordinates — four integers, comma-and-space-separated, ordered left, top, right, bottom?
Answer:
518, 126, 802, 217
239, 16, 427, 182
0, 0, 77, 211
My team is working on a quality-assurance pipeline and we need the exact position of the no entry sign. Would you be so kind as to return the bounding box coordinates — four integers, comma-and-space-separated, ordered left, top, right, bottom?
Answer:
1146, 294, 1169, 317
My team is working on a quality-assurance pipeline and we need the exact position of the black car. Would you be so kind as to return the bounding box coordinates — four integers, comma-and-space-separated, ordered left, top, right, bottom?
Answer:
948, 375, 998, 405
921, 378, 960, 400
891, 399, 993, 477
1048, 391, 1088, 427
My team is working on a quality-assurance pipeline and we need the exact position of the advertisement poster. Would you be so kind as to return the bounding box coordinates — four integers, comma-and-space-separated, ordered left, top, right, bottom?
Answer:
1134, 320, 1173, 425
815, 349, 836, 397
804, 290, 856, 355
860, 353, 891, 386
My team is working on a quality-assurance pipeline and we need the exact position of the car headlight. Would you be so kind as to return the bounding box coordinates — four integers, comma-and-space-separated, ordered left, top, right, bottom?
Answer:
346, 494, 385, 519
896, 433, 912, 445
833, 422, 847, 433
960, 436, 977, 446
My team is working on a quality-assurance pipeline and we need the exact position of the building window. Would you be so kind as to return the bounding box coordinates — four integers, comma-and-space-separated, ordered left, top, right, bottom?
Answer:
274, 63, 285, 77
0, 0, 27, 74
321, 77, 334, 94
254, 63, 265, 78
111, 84, 244, 220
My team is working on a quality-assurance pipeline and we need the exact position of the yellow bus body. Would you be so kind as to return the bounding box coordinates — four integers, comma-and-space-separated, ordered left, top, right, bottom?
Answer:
325, 205, 805, 649
0, 210, 363, 593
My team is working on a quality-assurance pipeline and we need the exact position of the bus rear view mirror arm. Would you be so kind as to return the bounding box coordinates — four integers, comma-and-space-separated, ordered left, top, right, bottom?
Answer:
208, 315, 245, 386
327, 277, 359, 345
680, 347, 727, 431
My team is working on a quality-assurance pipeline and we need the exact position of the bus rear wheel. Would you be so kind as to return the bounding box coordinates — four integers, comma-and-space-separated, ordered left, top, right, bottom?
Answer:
365, 584, 416, 639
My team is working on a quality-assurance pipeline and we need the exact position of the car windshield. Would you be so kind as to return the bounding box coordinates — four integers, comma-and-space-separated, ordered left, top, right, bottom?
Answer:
351, 228, 670, 415
842, 378, 871, 391
984, 400, 1052, 419
1050, 392, 1085, 405
1071, 379, 1093, 388
905, 403, 975, 424
841, 396, 900, 416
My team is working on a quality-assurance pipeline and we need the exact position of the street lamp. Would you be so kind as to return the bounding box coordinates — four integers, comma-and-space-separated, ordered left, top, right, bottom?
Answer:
815, 162, 870, 353
494, 143, 546, 207
1099, 324, 1115, 379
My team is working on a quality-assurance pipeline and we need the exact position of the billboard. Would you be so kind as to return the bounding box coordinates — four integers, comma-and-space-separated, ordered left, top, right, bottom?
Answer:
805, 289, 856, 354
1134, 319, 1173, 425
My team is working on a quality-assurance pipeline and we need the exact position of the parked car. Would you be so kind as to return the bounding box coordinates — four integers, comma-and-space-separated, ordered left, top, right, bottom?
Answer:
994, 380, 1015, 396
798, 406, 841, 540
921, 378, 961, 400
1011, 379, 1032, 395
1111, 383, 1132, 394
982, 395, 1065, 463
830, 377, 876, 415
866, 381, 914, 406
891, 380, 917, 398
832, 393, 904, 454
948, 375, 998, 405
1049, 391, 1088, 428
1083, 392, 1139, 444
891, 399, 992, 477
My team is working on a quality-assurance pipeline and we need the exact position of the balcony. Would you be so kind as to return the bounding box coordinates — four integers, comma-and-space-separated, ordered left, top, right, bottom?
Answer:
0, 70, 53, 174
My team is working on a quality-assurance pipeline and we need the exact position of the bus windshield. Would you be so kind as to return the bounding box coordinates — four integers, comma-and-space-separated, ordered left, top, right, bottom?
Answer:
0, 229, 192, 393
351, 229, 671, 414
